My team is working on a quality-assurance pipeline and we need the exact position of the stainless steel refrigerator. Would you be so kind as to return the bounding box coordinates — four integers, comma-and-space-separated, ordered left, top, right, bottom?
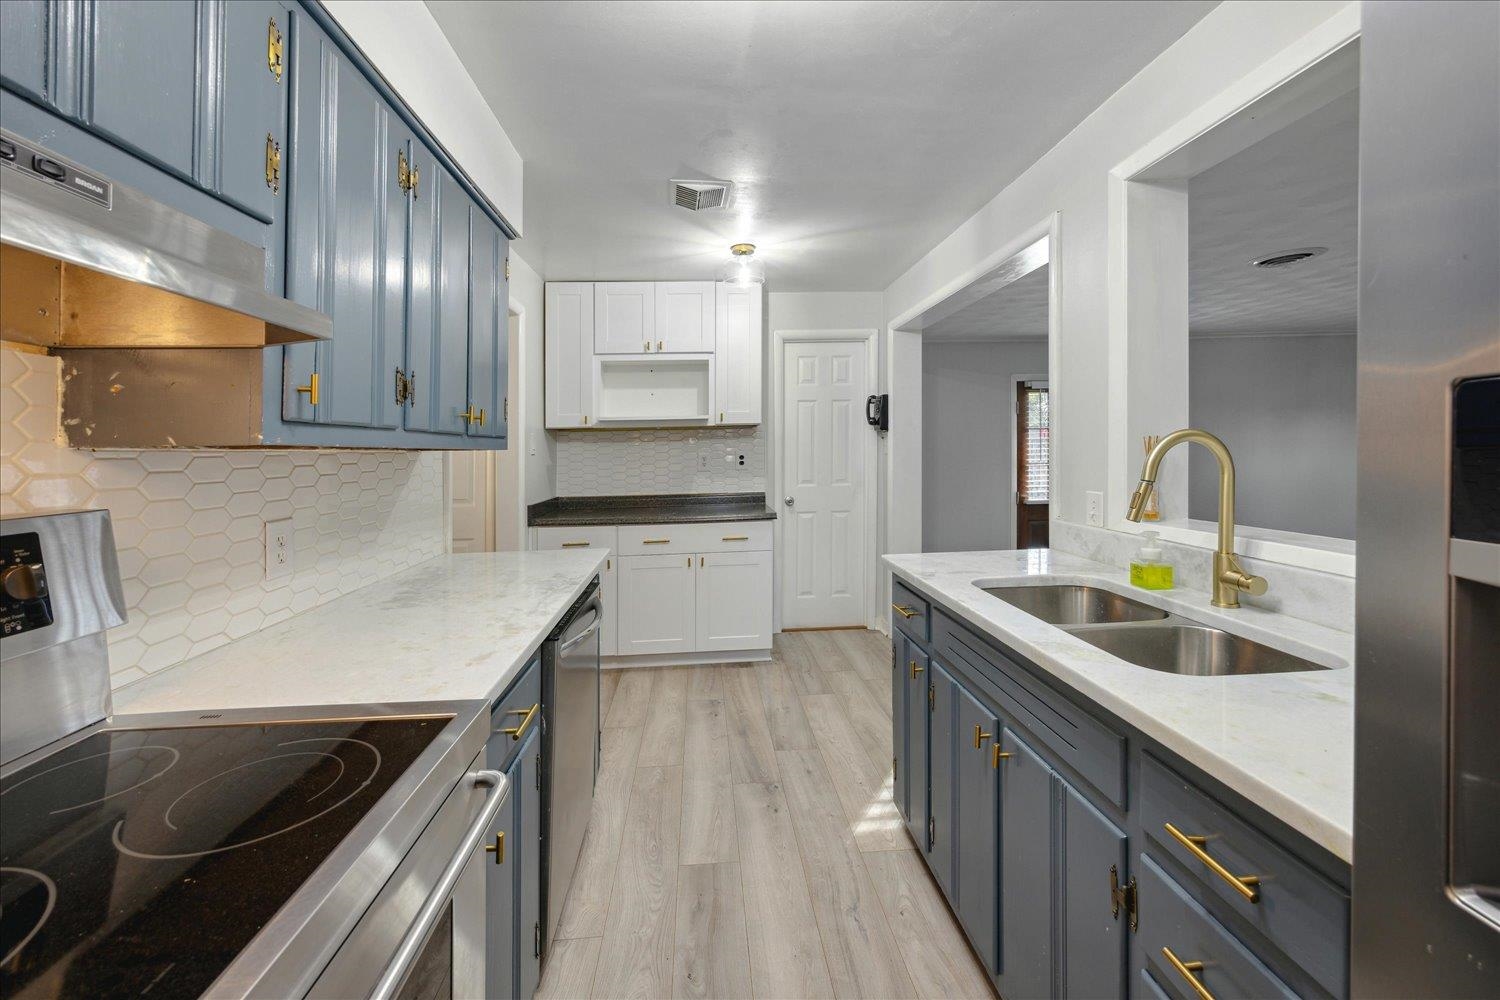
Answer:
1353, 2, 1500, 995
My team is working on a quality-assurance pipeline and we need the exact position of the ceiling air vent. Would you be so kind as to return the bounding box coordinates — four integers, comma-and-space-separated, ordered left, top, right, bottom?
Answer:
671, 179, 733, 211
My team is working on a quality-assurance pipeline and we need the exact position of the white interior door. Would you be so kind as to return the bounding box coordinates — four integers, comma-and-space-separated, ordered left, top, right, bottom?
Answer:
781, 339, 869, 628
451, 452, 495, 553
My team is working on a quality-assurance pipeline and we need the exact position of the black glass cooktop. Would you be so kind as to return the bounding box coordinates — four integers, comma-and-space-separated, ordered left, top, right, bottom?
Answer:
0, 718, 444, 1000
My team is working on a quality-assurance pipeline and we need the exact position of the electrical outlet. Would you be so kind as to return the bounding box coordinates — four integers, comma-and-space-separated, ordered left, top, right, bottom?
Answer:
1085, 491, 1104, 527
265, 519, 293, 581
698, 450, 710, 470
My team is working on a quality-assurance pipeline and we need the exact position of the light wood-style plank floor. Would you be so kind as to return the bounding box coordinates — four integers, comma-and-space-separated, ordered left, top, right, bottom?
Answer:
540, 630, 996, 1000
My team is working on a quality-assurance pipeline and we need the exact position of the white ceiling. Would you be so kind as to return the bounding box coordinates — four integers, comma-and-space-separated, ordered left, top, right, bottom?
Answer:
1189, 88, 1359, 336
925, 264, 1049, 340
425, 0, 1219, 291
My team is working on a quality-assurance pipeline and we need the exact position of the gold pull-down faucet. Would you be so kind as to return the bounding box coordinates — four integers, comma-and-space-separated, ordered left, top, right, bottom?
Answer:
1126, 428, 1268, 609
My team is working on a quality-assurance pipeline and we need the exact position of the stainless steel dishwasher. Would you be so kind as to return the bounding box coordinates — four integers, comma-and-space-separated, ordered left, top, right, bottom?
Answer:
540, 578, 601, 953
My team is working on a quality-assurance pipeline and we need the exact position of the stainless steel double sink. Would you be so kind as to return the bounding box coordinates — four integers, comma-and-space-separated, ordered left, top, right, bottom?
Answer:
982, 584, 1328, 676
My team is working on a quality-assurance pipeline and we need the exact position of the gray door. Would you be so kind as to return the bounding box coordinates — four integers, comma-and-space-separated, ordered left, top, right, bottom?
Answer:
85, 0, 202, 179
954, 682, 1000, 974
214, 0, 288, 221
0, 1, 51, 105
927, 659, 957, 898
899, 638, 929, 849
484, 758, 517, 1000
465, 208, 507, 440
283, 12, 408, 430
1060, 780, 1127, 999
998, 726, 1053, 1000
405, 148, 470, 435
516, 729, 543, 1000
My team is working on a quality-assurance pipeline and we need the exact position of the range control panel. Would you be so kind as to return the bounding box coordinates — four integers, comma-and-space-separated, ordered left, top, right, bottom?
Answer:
1, 531, 53, 637
0, 130, 113, 208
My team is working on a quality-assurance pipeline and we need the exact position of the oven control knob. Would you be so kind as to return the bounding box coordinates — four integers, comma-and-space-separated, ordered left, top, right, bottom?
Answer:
1, 564, 42, 601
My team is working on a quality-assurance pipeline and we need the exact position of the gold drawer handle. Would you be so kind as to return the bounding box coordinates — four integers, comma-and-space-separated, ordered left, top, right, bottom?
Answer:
502, 703, 540, 741
643, 538, 671, 545
892, 603, 919, 619
1164, 822, 1262, 903
973, 724, 992, 749
295, 372, 319, 406
909, 659, 924, 679
992, 745, 1012, 768
1161, 946, 1215, 1000
561, 542, 591, 548
484, 831, 505, 865
722, 535, 749, 542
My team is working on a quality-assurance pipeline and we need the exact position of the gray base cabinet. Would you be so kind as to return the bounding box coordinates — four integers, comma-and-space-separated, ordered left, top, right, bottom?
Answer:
485, 656, 545, 1000
891, 583, 1350, 999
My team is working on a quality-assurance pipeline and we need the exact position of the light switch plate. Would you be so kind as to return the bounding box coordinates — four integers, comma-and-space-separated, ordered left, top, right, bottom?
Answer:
265, 518, 293, 582
1086, 491, 1104, 527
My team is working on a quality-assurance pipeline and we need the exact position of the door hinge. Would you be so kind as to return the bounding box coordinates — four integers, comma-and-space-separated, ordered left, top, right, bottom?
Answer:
264, 134, 281, 192
404, 370, 416, 407
533, 922, 541, 958
504, 395, 508, 422
928, 683, 935, 712
928, 815, 935, 850
505, 256, 511, 280
397, 148, 420, 196
395, 368, 409, 406
535, 763, 542, 790
1110, 864, 1138, 932
267, 17, 283, 82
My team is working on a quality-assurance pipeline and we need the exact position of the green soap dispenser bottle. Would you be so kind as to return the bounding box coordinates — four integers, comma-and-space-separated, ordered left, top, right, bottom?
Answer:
1129, 530, 1174, 590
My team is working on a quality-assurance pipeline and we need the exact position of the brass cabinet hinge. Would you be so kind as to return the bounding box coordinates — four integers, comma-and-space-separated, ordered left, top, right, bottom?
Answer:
928, 683, 935, 712
1110, 864, 1138, 932
397, 148, 412, 193
404, 370, 416, 407
505, 256, 511, 280
265, 134, 281, 192
394, 368, 409, 406
267, 17, 283, 82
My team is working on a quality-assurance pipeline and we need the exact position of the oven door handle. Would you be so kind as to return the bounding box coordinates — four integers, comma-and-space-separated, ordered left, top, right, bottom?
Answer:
369, 769, 509, 1000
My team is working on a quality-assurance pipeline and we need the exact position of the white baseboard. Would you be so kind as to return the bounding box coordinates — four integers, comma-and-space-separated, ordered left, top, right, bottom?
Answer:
603, 649, 772, 670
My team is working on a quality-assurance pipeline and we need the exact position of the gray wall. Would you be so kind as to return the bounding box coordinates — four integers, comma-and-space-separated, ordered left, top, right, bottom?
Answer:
923, 339, 1049, 552
1188, 333, 1357, 538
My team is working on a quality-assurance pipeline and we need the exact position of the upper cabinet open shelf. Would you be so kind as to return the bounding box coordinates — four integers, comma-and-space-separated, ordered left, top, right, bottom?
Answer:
545, 280, 762, 429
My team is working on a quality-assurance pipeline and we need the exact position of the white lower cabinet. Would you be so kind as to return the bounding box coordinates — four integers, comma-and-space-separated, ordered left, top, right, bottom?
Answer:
616, 553, 697, 655
695, 551, 773, 651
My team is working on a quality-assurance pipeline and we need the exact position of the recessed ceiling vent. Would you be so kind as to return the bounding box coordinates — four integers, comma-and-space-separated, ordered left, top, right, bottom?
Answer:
1251, 246, 1328, 269
671, 179, 733, 211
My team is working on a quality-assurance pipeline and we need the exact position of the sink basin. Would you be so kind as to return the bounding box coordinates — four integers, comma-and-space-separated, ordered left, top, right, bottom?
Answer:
1067, 623, 1329, 676
983, 585, 1170, 625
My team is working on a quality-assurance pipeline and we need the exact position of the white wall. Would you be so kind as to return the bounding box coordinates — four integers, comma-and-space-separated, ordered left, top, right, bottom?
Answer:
923, 340, 1049, 552
1189, 334, 1357, 538
322, 0, 524, 233
882, 1, 1353, 555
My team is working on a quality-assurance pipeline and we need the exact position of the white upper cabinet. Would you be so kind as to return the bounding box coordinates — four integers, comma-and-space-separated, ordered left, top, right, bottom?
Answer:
545, 282, 594, 427
594, 282, 655, 354
714, 284, 763, 424
655, 281, 716, 352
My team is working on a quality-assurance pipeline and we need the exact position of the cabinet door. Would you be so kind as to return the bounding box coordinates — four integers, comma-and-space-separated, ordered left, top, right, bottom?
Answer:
892, 635, 907, 825
0, 1, 51, 105
714, 282, 762, 424
655, 281, 714, 352
85, 0, 202, 179
516, 729, 543, 999
466, 208, 507, 441
544, 282, 594, 428
283, 15, 409, 430
593, 282, 654, 354
955, 682, 1001, 974
927, 660, 957, 898
600, 555, 618, 657
484, 750, 518, 1000
1060, 781, 1127, 999
900, 639, 929, 850
214, 0, 288, 222
616, 554, 696, 655
406, 152, 471, 434
695, 550, 772, 651
997, 726, 1054, 1000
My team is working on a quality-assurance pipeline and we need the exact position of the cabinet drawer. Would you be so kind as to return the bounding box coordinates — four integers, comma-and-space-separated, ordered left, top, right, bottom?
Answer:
616, 521, 770, 555
1138, 854, 1296, 1000
488, 655, 541, 772
1141, 755, 1348, 997
535, 525, 619, 552
890, 578, 930, 642
933, 610, 1125, 806
690, 521, 772, 553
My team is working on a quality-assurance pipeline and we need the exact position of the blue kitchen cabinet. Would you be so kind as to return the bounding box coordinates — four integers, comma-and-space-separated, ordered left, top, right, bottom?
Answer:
282, 9, 409, 431
893, 632, 929, 848
0, 1, 51, 106
998, 725, 1055, 1000
927, 660, 957, 897
404, 147, 471, 436
1061, 781, 1128, 999
516, 728, 543, 1000
466, 208, 509, 441
484, 766, 518, 1000
215, 0, 291, 221
955, 682, 1001, 974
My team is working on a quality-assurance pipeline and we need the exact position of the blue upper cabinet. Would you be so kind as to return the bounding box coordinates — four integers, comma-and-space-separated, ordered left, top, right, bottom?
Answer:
404, 150, 471, 436
466, 208, 509, 441
0, 1, 51, 106
213, 0, 292, 222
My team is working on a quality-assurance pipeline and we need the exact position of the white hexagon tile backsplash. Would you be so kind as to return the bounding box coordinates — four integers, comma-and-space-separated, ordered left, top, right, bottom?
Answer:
1, 348, 447, 690
554, 426, 766, 496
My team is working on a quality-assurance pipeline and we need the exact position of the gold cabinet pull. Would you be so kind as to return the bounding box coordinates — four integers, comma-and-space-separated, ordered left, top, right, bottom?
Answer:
892, 603, 919, 619
722, 535, 749, 542
484, 831, 505, 865
265, 134, 281, 192
582, 414, 589, 425
267, 17, 283, 81
992, 745, 1012, 768
643, 538, 670, 545
460, 405, 486, 426
561, 541, 591, 548
719, 411, 725, 422
909, 660, 924, 679
295, 372, 319, 406
644, 340, 651, 352
502, 703, 540, 741
657, 340, 664, 351
1164, 822, 1262, 903
973, 724, 992, 749
1161, 947, 1215, 1000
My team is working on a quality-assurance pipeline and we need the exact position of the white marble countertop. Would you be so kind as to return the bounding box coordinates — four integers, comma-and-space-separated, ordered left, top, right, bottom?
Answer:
116, 550, 607, 714
883, 548, 1354, 863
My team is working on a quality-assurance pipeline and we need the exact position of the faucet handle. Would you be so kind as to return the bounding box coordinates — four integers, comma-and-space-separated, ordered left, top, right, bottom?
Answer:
1221, 557, 1269, 597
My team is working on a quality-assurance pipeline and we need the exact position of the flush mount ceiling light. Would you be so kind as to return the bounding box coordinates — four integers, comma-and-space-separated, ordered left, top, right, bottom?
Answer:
718, 243, 765, 287
1251, 246, 1328, 269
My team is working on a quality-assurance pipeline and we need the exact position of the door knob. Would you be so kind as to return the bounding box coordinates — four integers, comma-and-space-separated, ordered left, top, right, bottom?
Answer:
784, 496, 795, 506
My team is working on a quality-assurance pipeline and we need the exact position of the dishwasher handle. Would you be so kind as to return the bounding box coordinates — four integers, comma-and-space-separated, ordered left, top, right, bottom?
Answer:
559, 614, 601, 654
369, 769, 508, 1000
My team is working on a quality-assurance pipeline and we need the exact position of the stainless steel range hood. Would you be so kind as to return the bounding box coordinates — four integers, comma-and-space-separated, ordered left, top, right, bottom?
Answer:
0, 129, 329, 349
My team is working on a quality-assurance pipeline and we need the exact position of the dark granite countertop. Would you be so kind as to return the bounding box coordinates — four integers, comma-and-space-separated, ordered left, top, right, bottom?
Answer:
528, 492, 778, 527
